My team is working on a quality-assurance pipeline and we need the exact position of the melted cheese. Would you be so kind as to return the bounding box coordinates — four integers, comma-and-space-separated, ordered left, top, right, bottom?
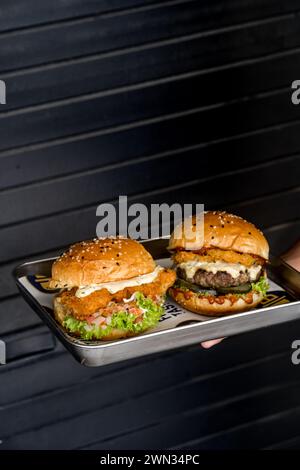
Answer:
177, 261, 261, 281
75, 265, 163, 298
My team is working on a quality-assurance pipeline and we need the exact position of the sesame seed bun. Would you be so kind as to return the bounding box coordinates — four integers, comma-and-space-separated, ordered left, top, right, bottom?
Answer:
168, 211, 269, 260
50, 237, 156, 289
169, 287, 264, 316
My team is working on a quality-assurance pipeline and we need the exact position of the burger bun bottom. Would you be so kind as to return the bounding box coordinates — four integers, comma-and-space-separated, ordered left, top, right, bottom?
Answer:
53, 297, 140, 341
169, 289, 264, 316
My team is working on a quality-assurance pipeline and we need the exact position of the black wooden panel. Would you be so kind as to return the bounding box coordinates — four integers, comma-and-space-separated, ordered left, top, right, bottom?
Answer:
0, 79, 297, 154
3, 326, 55, 363
2, 1, 300, 74
2, 350, 300, 449
81, 379, 300, 450
2, 25, 300, 114
264, 220, 300, 256
0, 93, 299, 228
2, 0, 300, 35
228, 187, 300, 231
266, 433, 300, 449
0, 350, 102, 406
0, 295, 42, 335
181, 408, 300, 449
0, 351, 296, 443
87, 412, 300, 450
1, 112, 300, 193
0, 0, 163, 32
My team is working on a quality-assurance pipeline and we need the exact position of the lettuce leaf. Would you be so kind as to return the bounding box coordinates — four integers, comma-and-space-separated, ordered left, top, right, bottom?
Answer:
63, 292, 164, 341
251, 276, 269, 297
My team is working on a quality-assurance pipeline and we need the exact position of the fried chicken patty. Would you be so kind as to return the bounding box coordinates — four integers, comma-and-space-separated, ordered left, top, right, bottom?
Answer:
56, 268, 176, 320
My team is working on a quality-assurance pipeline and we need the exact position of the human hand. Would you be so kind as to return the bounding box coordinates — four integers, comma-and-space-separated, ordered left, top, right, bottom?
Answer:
282, 240, 300, 272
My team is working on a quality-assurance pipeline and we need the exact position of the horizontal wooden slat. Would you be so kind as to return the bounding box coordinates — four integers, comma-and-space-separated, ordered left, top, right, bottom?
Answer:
0, 349, 102, 405
0, 76, 297, 154
2, 351, 300, 449
0, 351, 295, 441
1, 0, 300, 36
0, 0, 164, 33
266, 433, 300, 449
264, 219, 300, 256
0, 91, 299, 225
2, 2, 300, 74
81, 378, 300, 450
2, 26, 300, 115
1, 110, 300, 193
180, 407, 300, 449
3, 326, 56, 363
0, 296, 42, 335
228, 187, 300, 231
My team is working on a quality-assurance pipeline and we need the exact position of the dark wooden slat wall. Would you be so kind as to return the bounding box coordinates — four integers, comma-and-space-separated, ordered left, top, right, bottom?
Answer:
0, 0, 299, 450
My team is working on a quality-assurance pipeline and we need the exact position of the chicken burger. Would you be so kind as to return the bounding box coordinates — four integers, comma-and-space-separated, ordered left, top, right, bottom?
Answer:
50, 237, 176, 340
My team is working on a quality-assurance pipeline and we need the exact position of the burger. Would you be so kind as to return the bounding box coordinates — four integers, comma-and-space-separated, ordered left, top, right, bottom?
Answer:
168, 211, 269, 316
50, 237, 176, 340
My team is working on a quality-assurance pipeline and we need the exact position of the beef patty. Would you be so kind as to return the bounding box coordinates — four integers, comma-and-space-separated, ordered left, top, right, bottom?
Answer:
177, 266, 262, 289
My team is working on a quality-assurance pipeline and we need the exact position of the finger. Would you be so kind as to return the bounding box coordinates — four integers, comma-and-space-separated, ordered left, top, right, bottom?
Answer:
201, 338, 225, 349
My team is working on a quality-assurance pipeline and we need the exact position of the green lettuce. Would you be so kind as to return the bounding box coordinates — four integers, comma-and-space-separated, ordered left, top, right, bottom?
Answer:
251, 276, 269, 297
63, 292, 164, 341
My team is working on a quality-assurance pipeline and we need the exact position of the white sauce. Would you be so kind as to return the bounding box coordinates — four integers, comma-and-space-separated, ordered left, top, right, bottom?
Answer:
177, 261, 261, 281
75, 266, 163, 298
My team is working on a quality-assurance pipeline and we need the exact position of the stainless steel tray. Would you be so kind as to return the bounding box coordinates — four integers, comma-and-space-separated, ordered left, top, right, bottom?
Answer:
14, 238, 300, 367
